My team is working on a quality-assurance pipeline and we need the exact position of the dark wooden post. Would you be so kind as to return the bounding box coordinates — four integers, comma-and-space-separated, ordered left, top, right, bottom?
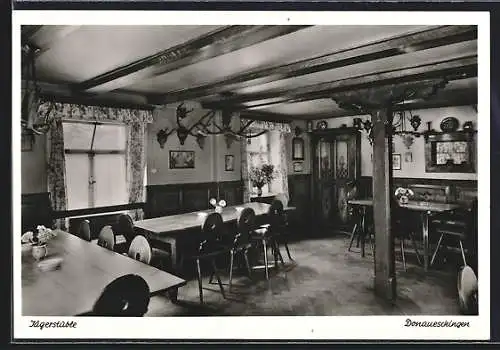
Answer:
371, 107, 396, 301
332, 78, 448, 302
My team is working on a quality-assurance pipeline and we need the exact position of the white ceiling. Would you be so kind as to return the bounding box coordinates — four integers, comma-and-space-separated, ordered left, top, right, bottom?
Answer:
24, 24, 478, 121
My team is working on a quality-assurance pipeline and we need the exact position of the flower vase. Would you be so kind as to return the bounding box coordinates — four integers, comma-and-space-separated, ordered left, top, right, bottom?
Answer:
398, 195, 409, 205
257, 187, 263, 197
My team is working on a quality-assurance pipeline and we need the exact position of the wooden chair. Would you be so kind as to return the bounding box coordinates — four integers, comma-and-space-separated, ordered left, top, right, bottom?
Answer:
393, 205, 422, 271
78, 219, 92, 242
192, 212, 228, 304
128, 235, 172, 270
91, 274, 150, 317
227, 207, 255, 290
274, 194, 294, 262
97, 225, 115, 251
251, 199, 286, 280
113, 213, 136, 254
430, 198, 477, 268
128, 235, 152, 264
116, 214, 136, 242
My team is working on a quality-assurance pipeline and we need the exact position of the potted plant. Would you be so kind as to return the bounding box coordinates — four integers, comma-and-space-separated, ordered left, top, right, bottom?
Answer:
249, 164, 275, 196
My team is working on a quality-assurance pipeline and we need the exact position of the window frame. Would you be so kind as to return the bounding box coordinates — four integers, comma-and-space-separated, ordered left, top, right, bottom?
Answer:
63, 120, 128, 209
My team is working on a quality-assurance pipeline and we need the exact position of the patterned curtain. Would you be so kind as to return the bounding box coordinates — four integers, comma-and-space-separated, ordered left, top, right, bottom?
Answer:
278, 131, 290, 204
241, 118, 291, 133
241, 137, 251, 203
47, 119, 67, 230
37, 101, 153, 124
38, 101, 153, 223
126, 122, 147, 220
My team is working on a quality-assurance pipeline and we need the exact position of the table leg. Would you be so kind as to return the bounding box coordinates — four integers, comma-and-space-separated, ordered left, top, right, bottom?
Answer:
166, 287, 179, 304
421, 211, 430, 271
360, 207, 366, 258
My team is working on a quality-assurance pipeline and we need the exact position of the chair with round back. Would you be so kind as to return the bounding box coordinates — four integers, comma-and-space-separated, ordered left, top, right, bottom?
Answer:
78, 219, 92, 242
117, 214, 136, 243
128, 235, 152, 265
97, 225, 115, 251
227, 207, 256, 290
193, 212, 228, 304
92, 274, 150, 317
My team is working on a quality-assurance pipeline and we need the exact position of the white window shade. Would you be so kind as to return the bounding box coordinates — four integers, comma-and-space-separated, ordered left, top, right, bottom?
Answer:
94, 154, 128, 207
65, 154, 90, 210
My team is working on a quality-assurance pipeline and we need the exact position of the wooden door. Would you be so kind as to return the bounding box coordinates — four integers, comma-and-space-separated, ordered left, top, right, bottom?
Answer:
312, 128, 360, 233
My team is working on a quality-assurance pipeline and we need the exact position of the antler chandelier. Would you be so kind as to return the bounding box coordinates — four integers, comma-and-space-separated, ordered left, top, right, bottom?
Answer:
156, 103, 267, 149
21, 44, 53, 135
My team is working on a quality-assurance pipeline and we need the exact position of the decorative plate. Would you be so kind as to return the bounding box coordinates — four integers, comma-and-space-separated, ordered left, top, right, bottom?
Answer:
316, 120, 328, 130
440, 117, 459, 132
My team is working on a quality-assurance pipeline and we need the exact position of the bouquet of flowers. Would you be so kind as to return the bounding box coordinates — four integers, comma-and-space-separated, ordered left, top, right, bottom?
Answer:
394, 187, 415, 205
249, 164, 275, 189
22, 225, 57, 245
210, 198, 227, 213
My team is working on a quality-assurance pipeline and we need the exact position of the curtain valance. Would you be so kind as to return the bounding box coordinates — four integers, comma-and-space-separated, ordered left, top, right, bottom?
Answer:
37, 101, 154, 124
241, 118, 292, 133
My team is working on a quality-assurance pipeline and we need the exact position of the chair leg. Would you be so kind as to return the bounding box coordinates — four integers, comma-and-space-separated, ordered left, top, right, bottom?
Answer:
348, 223, 358, 251
430, 233, 445, 266
263, 239, 269, 280
459, 240, 467, 266
196, 258, 203, 304
410, 232, 422, 265
284, 242, 294, 261
229, 249, 234, 291
272, 241, 279, 270
211, 259, 226, 299
274, 240, 285, 267
369, 233, 374, 254
243, 249, 252, 279
400, 239, 406, 271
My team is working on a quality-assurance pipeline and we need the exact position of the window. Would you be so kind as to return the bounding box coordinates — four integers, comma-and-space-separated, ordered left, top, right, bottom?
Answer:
246, 130, 282, 195
63, 121, 128, 210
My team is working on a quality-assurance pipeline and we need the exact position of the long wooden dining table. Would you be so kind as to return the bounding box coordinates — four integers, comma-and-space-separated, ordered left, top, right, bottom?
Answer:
22, 230, 186, 316
134, 202, 271, 273
348, 199, 461, 271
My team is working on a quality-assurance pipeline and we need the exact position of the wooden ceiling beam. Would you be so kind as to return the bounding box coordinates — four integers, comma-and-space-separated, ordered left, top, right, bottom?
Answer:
22, 25, 81, 54
148, 25, 477, 104
74, 25, 311, 94
204, 55, 477, 110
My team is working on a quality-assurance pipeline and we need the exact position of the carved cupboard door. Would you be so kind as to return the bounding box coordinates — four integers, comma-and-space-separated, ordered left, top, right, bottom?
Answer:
312, 128, 360, 233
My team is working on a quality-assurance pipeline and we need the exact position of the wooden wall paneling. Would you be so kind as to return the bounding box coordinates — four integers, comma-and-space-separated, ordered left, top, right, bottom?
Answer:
218, 180, 243, 206
21, 193, 52, 233
358, 176, 477, 205
145, 185, 182, 218
182, 183, 212, 212
288, 174, 312, 231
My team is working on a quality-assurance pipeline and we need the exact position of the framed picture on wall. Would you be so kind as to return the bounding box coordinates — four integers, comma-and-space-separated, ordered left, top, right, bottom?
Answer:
169, 150, 195, 169
392, 153, 401, 170
225, 155, 235, 171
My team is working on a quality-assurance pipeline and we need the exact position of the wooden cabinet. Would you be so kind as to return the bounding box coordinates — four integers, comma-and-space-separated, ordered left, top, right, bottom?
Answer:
311, 127, 361, 233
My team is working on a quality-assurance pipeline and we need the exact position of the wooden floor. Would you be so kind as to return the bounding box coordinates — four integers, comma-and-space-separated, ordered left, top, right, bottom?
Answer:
145, 234, 462, 316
